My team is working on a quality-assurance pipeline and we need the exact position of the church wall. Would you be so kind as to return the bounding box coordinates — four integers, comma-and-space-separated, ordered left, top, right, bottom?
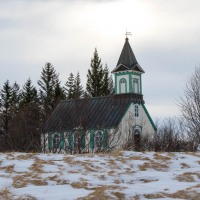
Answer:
111, 103, 155, 148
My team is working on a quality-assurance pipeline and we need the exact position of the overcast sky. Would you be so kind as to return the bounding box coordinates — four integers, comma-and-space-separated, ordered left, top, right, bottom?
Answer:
0, 0, 200, 120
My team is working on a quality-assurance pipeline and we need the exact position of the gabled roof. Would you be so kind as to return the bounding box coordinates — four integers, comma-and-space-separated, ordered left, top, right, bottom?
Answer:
112, 38, 145, 73
44, 93, 144, 132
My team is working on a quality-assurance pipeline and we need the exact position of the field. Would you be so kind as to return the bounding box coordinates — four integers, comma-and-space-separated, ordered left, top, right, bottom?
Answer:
0, 151, 200, 200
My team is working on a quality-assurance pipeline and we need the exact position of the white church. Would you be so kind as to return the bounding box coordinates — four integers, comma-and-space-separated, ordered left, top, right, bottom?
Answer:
42, 36, 156, 153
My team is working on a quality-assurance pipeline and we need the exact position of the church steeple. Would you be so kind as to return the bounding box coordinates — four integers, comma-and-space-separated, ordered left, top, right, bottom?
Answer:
112, 37, 144, 95
113, 37, 144, 73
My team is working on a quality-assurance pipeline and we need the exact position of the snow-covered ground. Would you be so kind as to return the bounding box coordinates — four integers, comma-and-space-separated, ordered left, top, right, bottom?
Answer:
0, 151, 199, 200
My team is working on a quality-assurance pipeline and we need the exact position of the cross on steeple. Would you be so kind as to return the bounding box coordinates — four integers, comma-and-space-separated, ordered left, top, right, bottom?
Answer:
125, 30, 132, 39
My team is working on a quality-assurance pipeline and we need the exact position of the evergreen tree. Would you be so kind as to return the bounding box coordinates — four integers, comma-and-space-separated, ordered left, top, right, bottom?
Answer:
37, 63, 59, 114
86, 48, 104, 97
65, 73, 75, 100
108, 74, 114, 95
74, 72, 84, 99
20, 78, 38, 107
11, 82, 21, 112
101, 64, 110, 96
0, 80, 13, 133
54, 82, 65, 106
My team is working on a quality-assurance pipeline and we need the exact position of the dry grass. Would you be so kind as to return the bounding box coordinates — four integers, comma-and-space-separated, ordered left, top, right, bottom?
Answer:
167, 152, 176, 157
112, 191, 125, 200
144, 190, 200, 200
0, 188, 12, 200
12, 173, 48, 188
0, 164, 15, 173
108, 149, 123, 157
139, 179, 159, 183
180, 162, 190, 169
47, 175, 69, 185
176, 172, 200, 182
78, 186, 110, 200
16, 195, 37, 200
129, 156, 150, 161
29, 157, 53, 173
144, 193, 165, 199
139, 161, 168, 171
79, 185, 122, 200
15, 153, 35, 160
165, 190, 200, 200
154, 153, 171, 161
185, 152, 200, 158
71, 181, 89, 189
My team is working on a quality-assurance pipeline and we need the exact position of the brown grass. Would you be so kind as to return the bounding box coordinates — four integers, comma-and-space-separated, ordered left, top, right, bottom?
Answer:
71, 181, 89, 189
79, 185, 122, 200
129, 156, 150, 161
47, 175, 69, 185
165, 190, 200, 200
144, 193, 165, 199
144, 190, 200, 200
15, 153, 35, 160
139, 179, 159, 183
108, 149, 123, 157
29, 157, 54, 173
12, 173, 48, 188
185, 152, 200, 158
112, 191, 125, 200
154, 153, 171, 161
0, 188, 12, 200
16, 195, 37, 200
139, 161, 168, 171
0, 164, 15, 173
167, 152, 176, 157
180, 162, 190, 169
176, 172, 200, 182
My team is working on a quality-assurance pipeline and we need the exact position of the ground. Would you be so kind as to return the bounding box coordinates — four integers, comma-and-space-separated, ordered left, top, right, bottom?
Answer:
0, 151, 200, 200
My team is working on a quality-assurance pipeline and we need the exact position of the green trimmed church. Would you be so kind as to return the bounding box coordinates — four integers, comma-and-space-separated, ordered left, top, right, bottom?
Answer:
42, 37, 156, 153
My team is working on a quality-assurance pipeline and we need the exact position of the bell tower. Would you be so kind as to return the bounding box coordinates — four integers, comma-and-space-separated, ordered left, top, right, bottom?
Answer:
112, 35, 145, 95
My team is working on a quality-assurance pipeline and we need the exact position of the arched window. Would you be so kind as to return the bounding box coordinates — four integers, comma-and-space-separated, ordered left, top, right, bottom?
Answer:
133, 78, 139, 93
119, 78, 127, 93
53, 133, 60, 149
134, 105, 139, 118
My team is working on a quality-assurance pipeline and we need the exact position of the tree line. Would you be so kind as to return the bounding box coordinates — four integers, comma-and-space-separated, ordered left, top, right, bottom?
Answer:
0, 48, 113, 152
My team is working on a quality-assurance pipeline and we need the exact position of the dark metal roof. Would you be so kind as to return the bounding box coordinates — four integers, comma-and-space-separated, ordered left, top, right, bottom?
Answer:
115, 38, 144, 73
44, 93, 144, 132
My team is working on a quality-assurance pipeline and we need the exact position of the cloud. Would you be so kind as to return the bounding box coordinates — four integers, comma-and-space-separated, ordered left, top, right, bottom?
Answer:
0, 0, 200, 118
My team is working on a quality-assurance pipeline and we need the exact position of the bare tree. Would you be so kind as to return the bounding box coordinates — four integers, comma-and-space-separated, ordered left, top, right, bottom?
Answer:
179, 66, 200, 143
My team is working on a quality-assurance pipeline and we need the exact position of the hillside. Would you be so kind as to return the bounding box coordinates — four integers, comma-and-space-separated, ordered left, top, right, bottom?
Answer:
0, 151, 199, 200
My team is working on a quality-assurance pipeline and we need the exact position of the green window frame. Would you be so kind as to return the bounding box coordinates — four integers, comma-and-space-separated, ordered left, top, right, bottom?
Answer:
48, 133, 53, 149
90, 130, 95, 149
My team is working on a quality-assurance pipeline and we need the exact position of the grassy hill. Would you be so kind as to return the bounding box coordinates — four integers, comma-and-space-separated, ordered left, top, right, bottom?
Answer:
0, 151, 200, 200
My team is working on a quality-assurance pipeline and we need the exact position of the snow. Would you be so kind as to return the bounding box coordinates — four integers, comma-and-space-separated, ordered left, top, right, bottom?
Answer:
0, 151, 199, 199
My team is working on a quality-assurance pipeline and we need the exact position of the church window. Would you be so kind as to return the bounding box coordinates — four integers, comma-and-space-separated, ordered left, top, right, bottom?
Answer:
134, 105, 139, 118
53, 133, 60, 149
95, 130, 102, 148
133, 78, 139, 93
119, 78, 127, 93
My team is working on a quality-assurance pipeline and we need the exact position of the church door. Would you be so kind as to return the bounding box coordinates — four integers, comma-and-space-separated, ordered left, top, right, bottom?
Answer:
133, 128, 141, 151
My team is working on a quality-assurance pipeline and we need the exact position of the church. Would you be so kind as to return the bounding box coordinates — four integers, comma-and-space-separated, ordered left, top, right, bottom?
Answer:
42, 36, 156, 153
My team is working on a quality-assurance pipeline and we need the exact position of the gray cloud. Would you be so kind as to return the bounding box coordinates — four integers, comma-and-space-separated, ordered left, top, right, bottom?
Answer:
0, 0, 200, 119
